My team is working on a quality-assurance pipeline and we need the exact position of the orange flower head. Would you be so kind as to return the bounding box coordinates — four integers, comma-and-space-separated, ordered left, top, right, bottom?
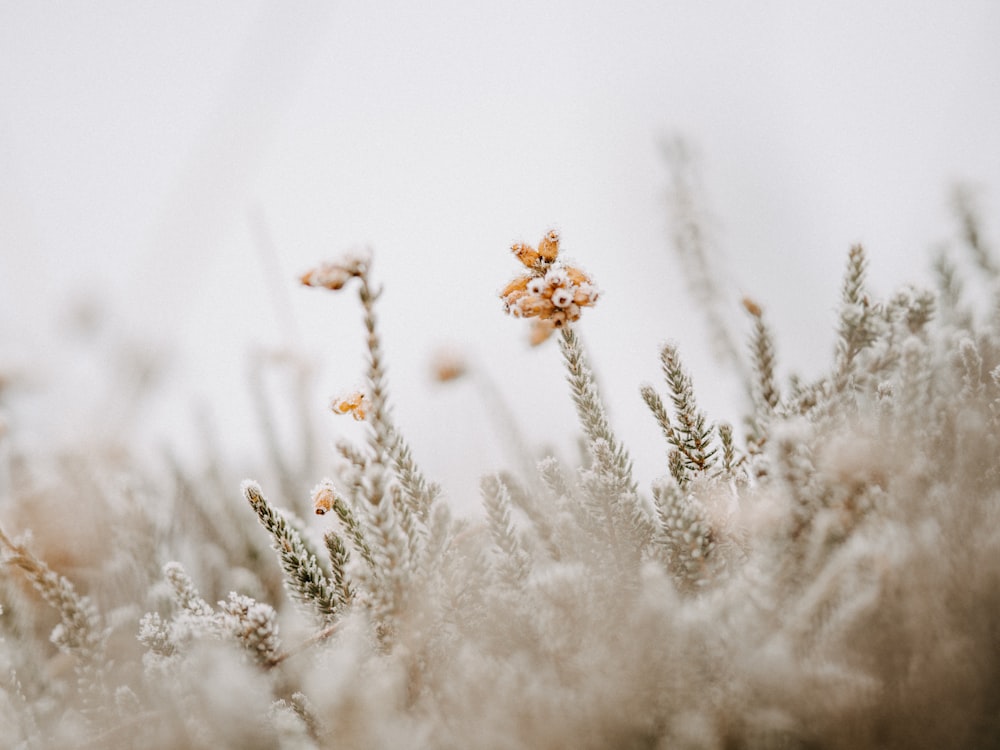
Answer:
500, 230, 599, 329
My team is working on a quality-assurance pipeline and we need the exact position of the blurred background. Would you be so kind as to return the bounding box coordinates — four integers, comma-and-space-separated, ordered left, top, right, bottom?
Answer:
1, 1, 999, 510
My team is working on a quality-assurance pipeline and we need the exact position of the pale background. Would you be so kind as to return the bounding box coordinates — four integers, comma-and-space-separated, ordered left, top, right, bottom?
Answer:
2, 1, 999, 510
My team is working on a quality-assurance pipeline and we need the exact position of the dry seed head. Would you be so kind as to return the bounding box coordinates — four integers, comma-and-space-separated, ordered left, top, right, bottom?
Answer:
331, 390, 368, 421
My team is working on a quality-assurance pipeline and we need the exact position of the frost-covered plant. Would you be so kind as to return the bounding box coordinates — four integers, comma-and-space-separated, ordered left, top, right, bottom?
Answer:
1, 183, 999, 749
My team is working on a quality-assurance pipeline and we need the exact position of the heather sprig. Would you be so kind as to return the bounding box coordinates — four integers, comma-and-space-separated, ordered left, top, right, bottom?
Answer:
741, 297, 780, 471
717, 421, 741, 478
662, 137, 748, 380
481, 473, 531, 584
145, 561, 284, 668
559, 326, 638, 498
499, 234, 649, 558
323, 530, 354, 605
640, 385, 680, 460
499, 470, 561, 562
243, 480, 341, 623
743, 297, 780, 416
951, 184, 997, 278
833, 244, 879, 394
391, 483, 424, 572
357, 267, 395, 480
304, 251, 432, 639
933, 250, 973, 331
651, 479, 717, 590
1, 659, 38, 746
218, 592, 282, 667
647, 342, 717, 477
0, 525, 106, 668
163, 560, 215, 621
328, 489, 378, 573
390, 428, 439, 522
579, 439, 655, 568
537, 455, 572, 500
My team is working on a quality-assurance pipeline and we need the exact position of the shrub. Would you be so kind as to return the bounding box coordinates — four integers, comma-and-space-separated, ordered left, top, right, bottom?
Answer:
1, 190, 999, 749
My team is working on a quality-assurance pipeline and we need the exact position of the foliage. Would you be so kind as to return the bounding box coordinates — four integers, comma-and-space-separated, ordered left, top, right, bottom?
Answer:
1, 185, 999, 749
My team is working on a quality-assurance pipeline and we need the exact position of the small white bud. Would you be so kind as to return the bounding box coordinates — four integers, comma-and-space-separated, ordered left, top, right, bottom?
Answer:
545, 267, 569, 287
551, 288, 573, 308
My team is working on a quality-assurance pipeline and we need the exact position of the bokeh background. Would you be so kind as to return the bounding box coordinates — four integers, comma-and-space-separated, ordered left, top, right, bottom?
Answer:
2, 1, 999, 509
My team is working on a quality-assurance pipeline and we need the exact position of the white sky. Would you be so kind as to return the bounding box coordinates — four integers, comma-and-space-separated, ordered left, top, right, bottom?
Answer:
2, 1, 999, 510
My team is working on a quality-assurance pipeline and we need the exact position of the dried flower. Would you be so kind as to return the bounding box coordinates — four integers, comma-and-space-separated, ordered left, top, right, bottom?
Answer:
311, 481, 339, 515
430, 348, 468, 383
331, 390, 368, 421
300, 251, 369, 291
500, 230, 599, 328
537, 229, 560, 263
529, 318, 557, 346
551, 288, 573, 308
741, 296, 763, 318
511, 242, 541, 269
